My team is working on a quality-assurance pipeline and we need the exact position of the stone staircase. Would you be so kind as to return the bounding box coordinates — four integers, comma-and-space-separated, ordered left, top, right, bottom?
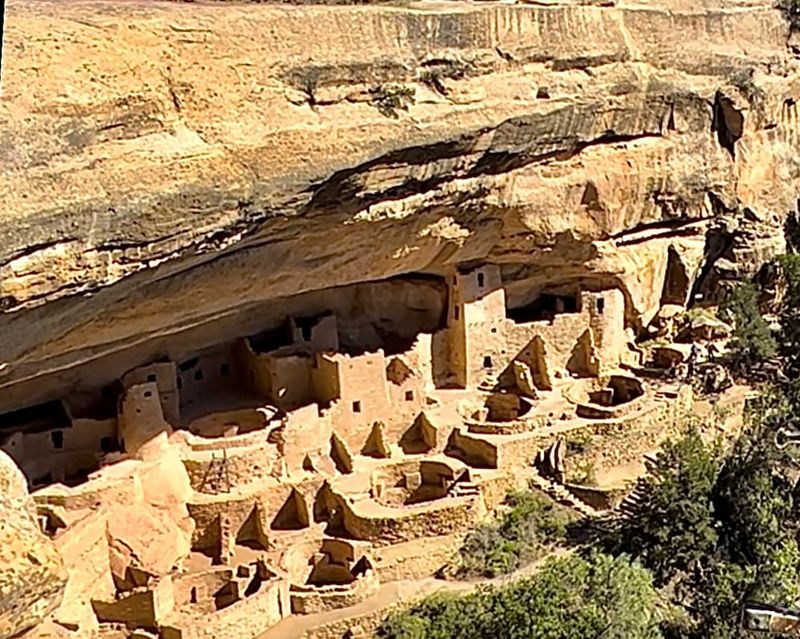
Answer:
448, 481, 480, 498
616, 452, 658, 517
528, 473, 601, 518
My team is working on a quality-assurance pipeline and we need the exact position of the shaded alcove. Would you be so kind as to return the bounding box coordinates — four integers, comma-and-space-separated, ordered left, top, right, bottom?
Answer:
661, 246, 690, 306
271, 489, 310, 531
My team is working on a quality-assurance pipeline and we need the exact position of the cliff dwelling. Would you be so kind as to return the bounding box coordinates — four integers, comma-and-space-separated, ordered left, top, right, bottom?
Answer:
0, 257, 731, 637
1, 0, 798, 637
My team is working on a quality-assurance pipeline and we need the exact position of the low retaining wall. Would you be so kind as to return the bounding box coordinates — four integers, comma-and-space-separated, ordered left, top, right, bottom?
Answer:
162, 577, 289, 639
290, 570, 379, 615
338, 492, 484, 547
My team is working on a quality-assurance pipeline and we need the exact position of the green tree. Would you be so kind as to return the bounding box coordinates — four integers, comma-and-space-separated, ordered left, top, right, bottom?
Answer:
608, 427, 721, 585
777, 254, 800, 375
379, 552, 662, 639
610, 392, 800, 639
721, 281, 776, 372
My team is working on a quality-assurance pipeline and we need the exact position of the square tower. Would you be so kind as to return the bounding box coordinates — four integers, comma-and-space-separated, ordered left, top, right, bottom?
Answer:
446, 265, 507, 388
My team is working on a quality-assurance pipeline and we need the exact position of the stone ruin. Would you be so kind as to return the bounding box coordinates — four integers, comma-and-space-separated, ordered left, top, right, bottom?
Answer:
0, 261, 735, 639
1, 0, 794, 635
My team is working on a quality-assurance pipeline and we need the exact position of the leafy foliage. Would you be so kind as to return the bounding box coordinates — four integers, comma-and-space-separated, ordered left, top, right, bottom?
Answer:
777, 254, 800, 375
418, 60, 471, 96
609, 394, 800, 638
369, 84, 415, 117
452, 490, 573, 578
606, 427, 721, 585
720, 282, 776, 372
379, 552, 662, 639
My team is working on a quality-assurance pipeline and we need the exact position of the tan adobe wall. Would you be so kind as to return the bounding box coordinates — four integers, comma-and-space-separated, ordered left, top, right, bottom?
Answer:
235, 339, 273, 399
163, 577, 289, 639
499, 288, 628, 388
122, 362, 180, 425
384, 357, 426, 444
1, 414, 116, 486
177, 346, 241, 417
177, 427, 275, 453
473, 470, 529, 511
319, 352, 392, 452
584, 289, 627, 373
372, 533, 464, 582
33, 461, 143, 511
118, 382, 172, 459
187, 479, 322, 553
92, 576, 175, 628
337, 492, 484, 546
282, 404, 333, 474
292, 313, 339, 353
237, 338, 315, 410
564, 389, 694, 482
181, 442, 279, 494
171, 568, 234, 615
184, 406, 270, 438
290, 569, 379, 615
311, 354, 340, 405
264, 354, 314, 410
444, 265, 507, 389
446, 427, 499, 468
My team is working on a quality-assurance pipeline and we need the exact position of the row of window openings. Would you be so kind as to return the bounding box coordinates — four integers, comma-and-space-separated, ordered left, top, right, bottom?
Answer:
171, 363, 231, 389
452, 272, 487, 288
143, 373, 416, 413
48, 430, 116, 453
351, 390, 415, 414
454, 296, 604, 321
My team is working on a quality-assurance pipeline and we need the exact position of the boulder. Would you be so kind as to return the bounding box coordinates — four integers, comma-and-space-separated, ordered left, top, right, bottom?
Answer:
0, 452, 67, 639
106, 502, 192, 590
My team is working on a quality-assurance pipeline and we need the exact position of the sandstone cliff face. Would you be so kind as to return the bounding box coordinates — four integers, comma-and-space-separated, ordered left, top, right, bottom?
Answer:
0, 451, 66, 639
0, 0, 799, 411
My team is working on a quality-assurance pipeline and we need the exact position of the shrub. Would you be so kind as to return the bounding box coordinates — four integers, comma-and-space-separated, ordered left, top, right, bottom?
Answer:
565, 431, 592, 454
369, 84, 415, 117
567, 460, 597, 486
452, 490, 573, 578
418, 60, 471, 96
379, 552, 663, 639
720, 281, 776, 372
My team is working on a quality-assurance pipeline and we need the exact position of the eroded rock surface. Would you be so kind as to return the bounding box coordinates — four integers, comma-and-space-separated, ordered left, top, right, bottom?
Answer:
1, 0, 799, 411
0, 451, 66, 639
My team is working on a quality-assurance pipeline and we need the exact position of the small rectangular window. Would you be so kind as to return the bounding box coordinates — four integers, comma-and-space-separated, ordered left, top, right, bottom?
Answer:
100, 436, 116, 453
596, 297, 605, 314
405, 390, 414, 401
147, 373, 157, 383
51, 431, 64, 449
352, 401, 362, 413
220, 363, 230, 376
194, 369, 204, 382
483, 356, 493, 369
477, 272, 485, 287
454, 305, 460, 320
